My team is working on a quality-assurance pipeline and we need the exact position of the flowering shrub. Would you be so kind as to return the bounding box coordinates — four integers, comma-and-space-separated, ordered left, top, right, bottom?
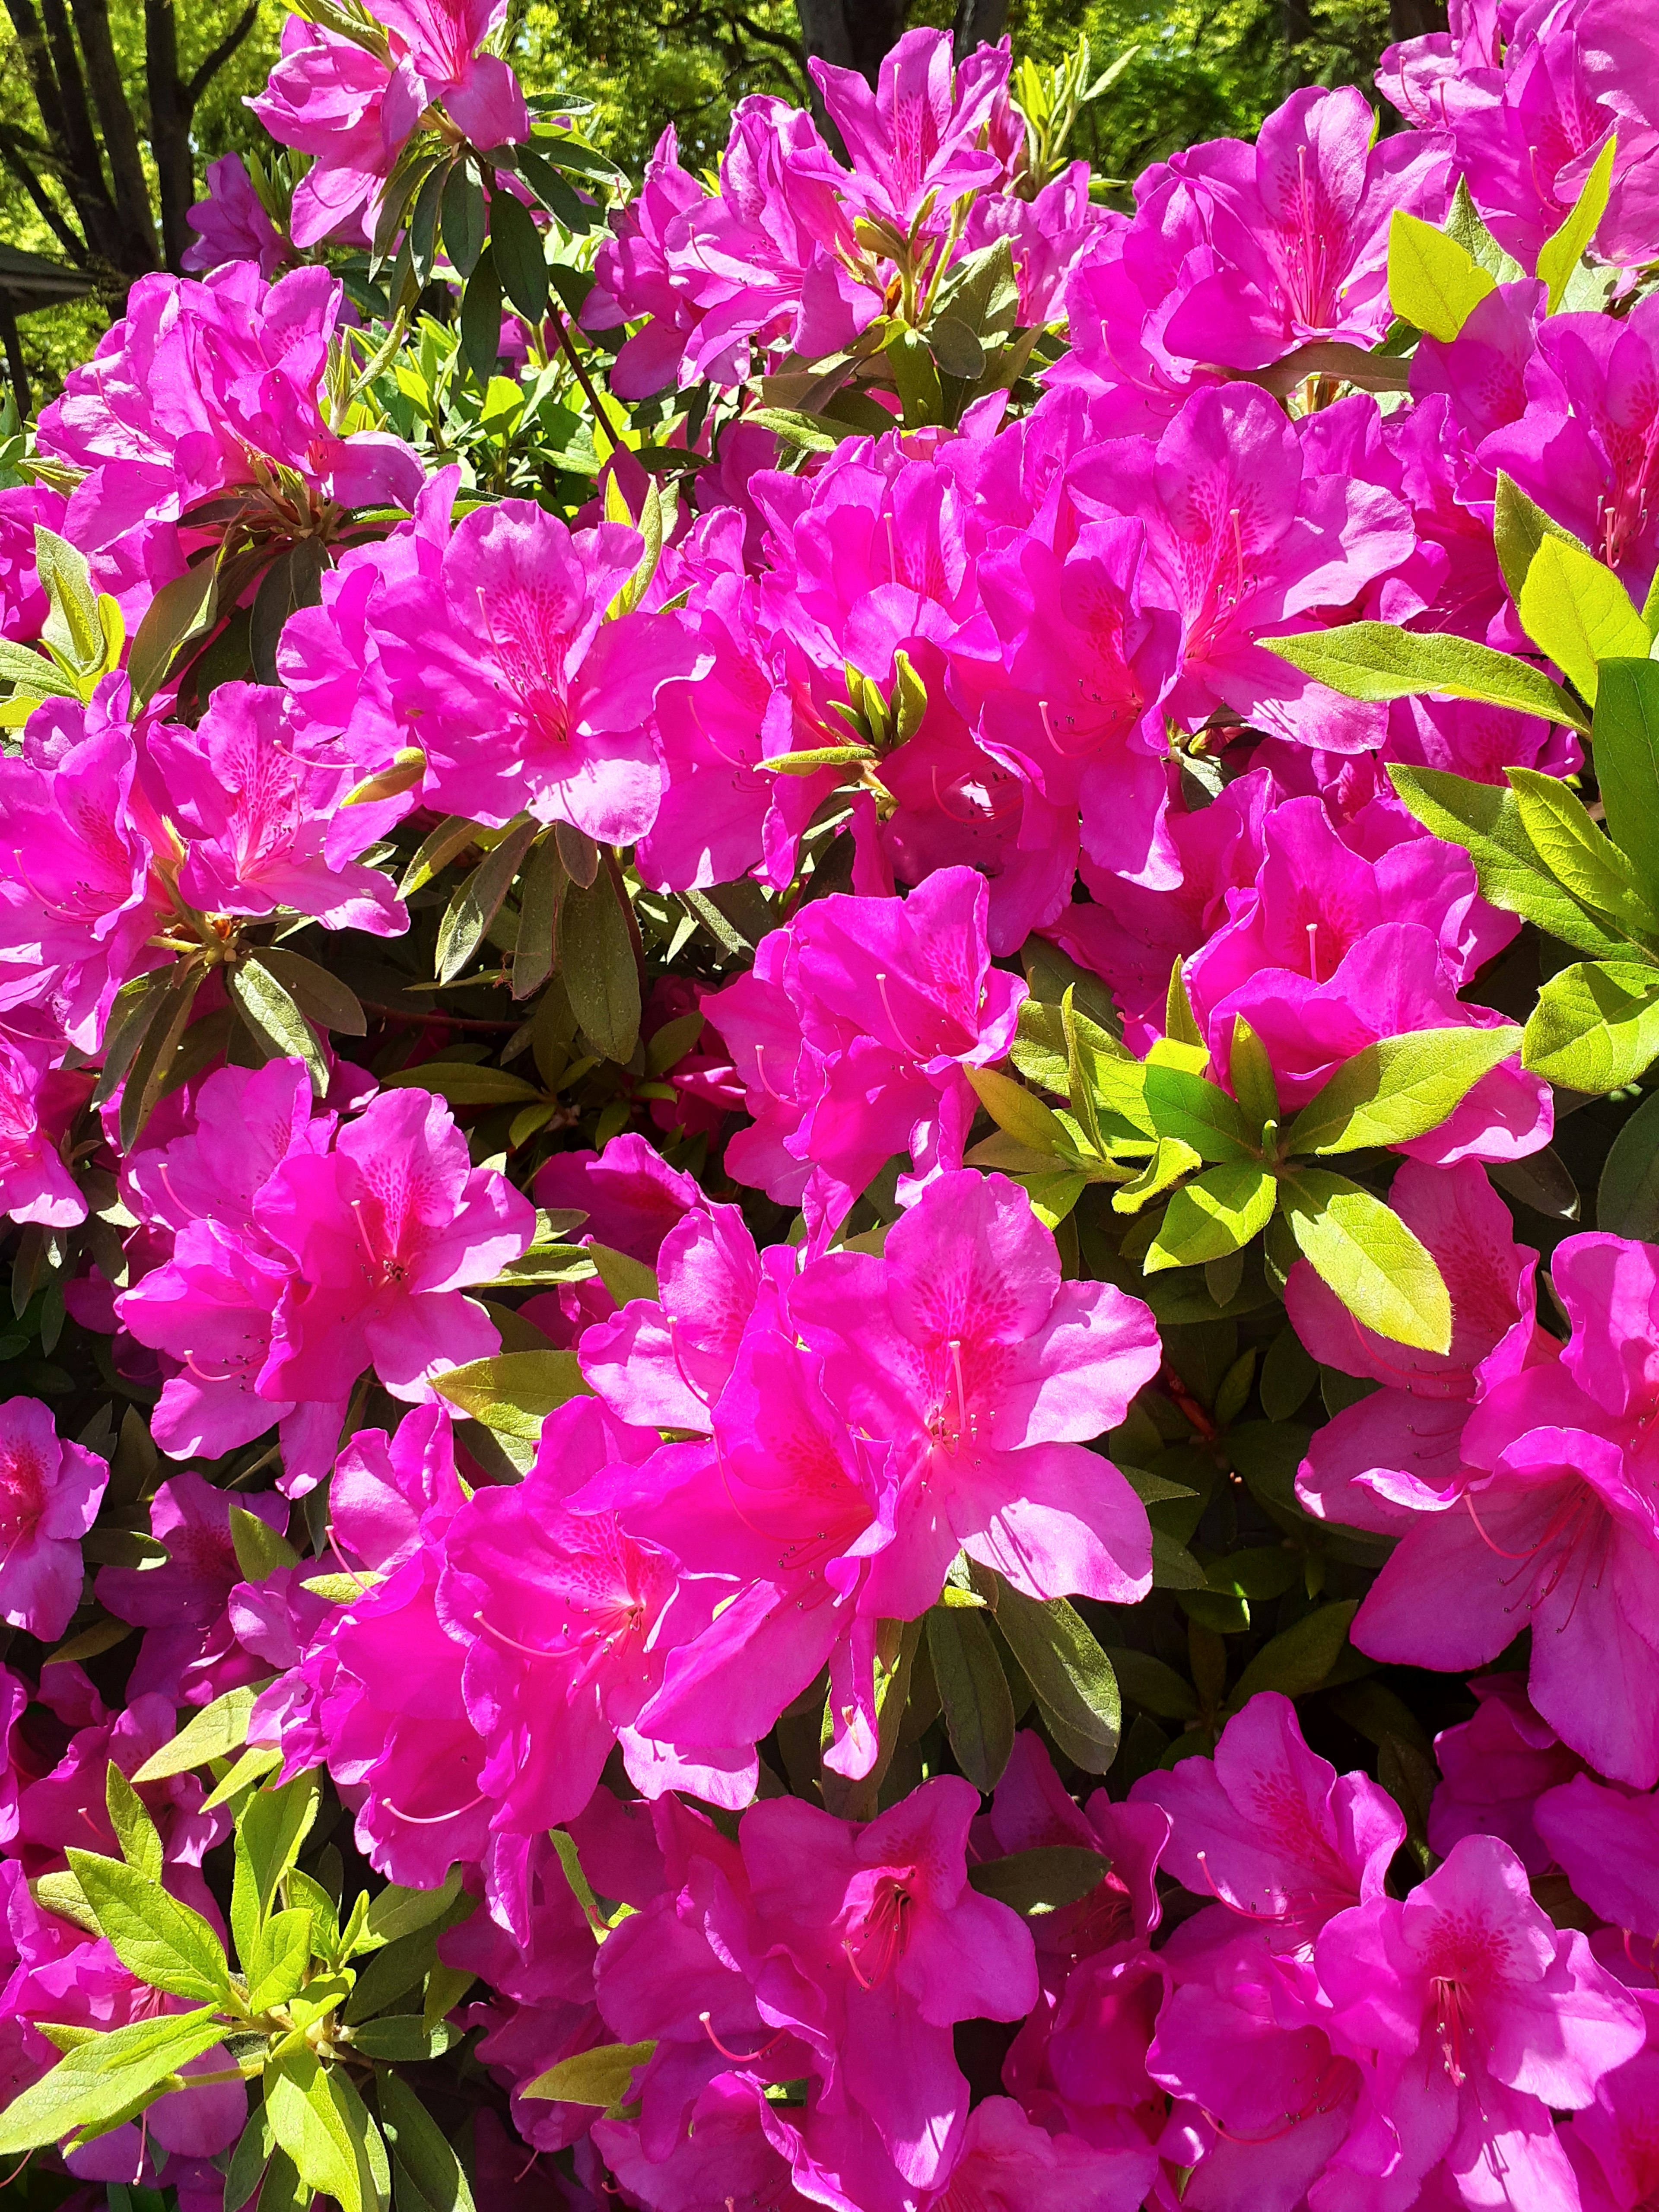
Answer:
7, 4, 1659, 2208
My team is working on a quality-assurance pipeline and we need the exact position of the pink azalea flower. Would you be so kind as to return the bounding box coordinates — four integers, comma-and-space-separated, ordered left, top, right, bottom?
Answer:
791, 1170, 1160, 1611
1348, 1232, 1659, 1787
368, 498, 699, 839
0, 1396, 107, 1642
181, 152, 290, 278
36, 263, 423, 556
1132, 1692, 1405, 1957
95, 1472, 289, 1710
1535, 1774, 1659, 1943
704, 868, 1027, 1237
807, 28, 1017, 234
149, 681, 407, 935
1317, 1834, 1647, 2210
1562, 2046, 1659, 2212
1068, 385, 1417, 754
1157, 86, 1453, 371
1430, 1675, 1585, 1878
437, 1396, 756, 1846
744, 1777, 1039, 2189
0, 1027, 90, 1229
0, 680, 170, 1053
256, 1083, 534, 1406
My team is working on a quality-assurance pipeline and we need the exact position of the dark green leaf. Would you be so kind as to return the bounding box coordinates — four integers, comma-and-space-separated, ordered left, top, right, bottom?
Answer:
437, 817, 539, 982
967, 1845, 1110, 1914
983, 1575, 1121, 1773
1229, 1601, 1361, 1706
227, 958, 328, 1096
1102, 1646, 1200, 1723
379, 2072, 477, 2212
258, 948, 369, 1038
441, 157, 488, 276
1596, 1087, 1659, 1238
559, 869, 641, 1064
927, 1605, 1015, 1792
512, 836, 568, 999
459, 248, 503, 382
489, 186, 549, 320
128, 561, 219, 705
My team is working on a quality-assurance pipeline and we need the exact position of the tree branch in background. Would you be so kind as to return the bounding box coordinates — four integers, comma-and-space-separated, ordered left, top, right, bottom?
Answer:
67, 0, 158, 272
185, 0, 260, 107
0, 124, 86, 259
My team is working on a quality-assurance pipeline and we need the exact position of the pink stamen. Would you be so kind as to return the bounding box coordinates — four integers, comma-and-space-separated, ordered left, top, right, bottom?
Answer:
699, 2011, 786, 2064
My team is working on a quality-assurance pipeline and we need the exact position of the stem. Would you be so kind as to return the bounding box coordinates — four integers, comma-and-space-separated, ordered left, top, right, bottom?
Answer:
547, 299, 627, 450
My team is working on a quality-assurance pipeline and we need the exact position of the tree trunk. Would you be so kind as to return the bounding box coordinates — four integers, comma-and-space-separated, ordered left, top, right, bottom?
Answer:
146, 0, 191, 271
67, 0, 157, 274
0, 304, 31, 418
953, 0, 1007, 60
1389, 0, 1448, 36
795, 0, 907, 88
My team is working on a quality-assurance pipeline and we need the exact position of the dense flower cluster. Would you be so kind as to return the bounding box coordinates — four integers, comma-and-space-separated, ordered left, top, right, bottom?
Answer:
6, 2, 1659, 2208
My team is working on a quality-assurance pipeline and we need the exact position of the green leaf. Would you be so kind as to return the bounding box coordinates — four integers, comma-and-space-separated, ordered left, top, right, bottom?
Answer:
1230, 1600, 1361, 1706
1537, 132, 1616, 312
359, 1869, 467, 1952
378, 2072, 477, 2212
1388, 762, 1626, 956
334, 2067, 392, 2212
522, 2040, 655, 2107
228, 958, 328, 1097
1599, 1086, 1659, 1237
66, 1849, 232, 2003
1592, 658, 1659, 882
400, 815, 478, 897
1523, 959, 1659, 1090
131, 1686, 259, 1783
1508, 767, 1659, 937
350, 2014, 464, 2062
1446, 178, 1524, 280
127, 559, 219, 705
1266, 623, 1590, 733
381, 1062, 543, 1107
559, 869, 642, 1065
963, 1063, 1071, 1157
1281, 1170, 1452, 1353
432, 1348, 588, 1440
489, 185, 549, 320
266, 2050, 366, 2212
437, 817, 539, 982
587, 1241, 658, 1308
1516, 534, 1649, 705
440, 156, 488, 277
230, 1504, 297, 1583
1284, 1027, 1523, 1156
1493, 470, 1591, 607
1112, 1135, 1203, 1215
119, 960, 206, 1149
1141, 1064, 1258, 1163
1228, 1015, 1279, 1132
927, 1605, 1016, 1792
1152, 1529, 1211, 1589
512, 835, 568, 1001
36, 525, 101, 670
983, 1576, 1122, 1773
232, 1772, 321, 1967
226, 2106, 277, 2212
1103, 1646, 1201, 1724
246, 1905, 314, 2012
459, 246, 503, 383
1386, 208, 1496, 340
0, 2007, 224, 2154
257, 948, 369, 1038
105, 1764, 163, 1884
966, 1846, 1111, 1914
1147, 1163, 1276, 1271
